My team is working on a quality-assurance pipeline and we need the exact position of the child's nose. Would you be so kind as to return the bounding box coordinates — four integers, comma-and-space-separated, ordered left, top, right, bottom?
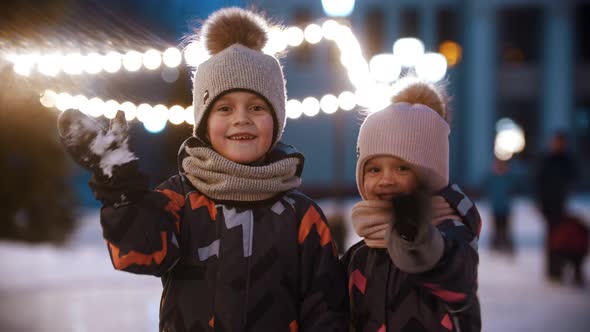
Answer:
379, 171, 397, 186
232, 108, 252, 125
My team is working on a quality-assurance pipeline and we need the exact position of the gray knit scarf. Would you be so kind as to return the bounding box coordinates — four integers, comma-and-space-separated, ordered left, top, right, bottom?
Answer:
182, 146, 302, 202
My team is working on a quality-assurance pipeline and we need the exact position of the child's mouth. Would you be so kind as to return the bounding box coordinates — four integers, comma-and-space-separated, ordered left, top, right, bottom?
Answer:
228, 134, 255, 140
378, 193, 399, 200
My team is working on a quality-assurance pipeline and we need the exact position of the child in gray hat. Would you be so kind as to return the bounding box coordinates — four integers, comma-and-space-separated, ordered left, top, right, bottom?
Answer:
58, 7, 347, 331
342, 77, 482, 332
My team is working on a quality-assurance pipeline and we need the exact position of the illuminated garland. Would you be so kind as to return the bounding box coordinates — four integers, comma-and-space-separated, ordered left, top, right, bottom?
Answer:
5, 19, 449, 132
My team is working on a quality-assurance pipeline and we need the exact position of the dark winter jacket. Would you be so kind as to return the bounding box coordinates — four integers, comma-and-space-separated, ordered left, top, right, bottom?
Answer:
96, 139, 348, 331
342, 185, 482, 332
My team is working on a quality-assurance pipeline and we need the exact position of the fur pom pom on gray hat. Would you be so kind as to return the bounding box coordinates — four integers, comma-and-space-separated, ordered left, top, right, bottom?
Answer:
356, 78, 451, 198
191, 7, 287, 146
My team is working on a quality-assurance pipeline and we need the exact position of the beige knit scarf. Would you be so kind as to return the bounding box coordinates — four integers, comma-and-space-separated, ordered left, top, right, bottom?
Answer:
351, 196, 459, 248
182, 146, 302, 202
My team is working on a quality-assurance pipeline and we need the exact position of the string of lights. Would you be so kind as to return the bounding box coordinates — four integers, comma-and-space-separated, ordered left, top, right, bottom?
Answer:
5, 19, 452, 133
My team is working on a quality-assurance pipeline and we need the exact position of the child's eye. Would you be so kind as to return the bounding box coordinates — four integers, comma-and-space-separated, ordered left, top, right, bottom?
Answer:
366, 167, 380, 174
216, 106, 232, 112
250, 105, 267, 112
396, 165, 412, 172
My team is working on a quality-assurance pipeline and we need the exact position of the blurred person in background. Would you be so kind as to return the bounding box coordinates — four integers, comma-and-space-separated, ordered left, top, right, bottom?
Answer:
535, 131, 579, 283
484, 157, 517, 255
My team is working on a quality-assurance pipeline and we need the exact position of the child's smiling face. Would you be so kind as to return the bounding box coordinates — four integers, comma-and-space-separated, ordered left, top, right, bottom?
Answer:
206, 91, 274, 164
362, 155, 419, 201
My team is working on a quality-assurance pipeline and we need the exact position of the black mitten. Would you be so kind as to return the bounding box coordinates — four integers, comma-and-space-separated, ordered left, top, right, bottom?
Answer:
58, 110, 148, 206
391, 189, 432, 242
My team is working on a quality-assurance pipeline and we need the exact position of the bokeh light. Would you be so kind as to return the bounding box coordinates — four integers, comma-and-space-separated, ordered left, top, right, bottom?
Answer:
285, 27, 304, 47
263, 27, 288, 54
62, 53, 84, 75
40, 90, 57, 108
184, 42, 210, 67
320, 94, 339, 114
321, 20, 340, 41
38, 53, 61, 76
103, 100, 120, 119
438, 40, 462, 67
120, 101, 137, 121
102, 51, 122, 73
72, 95, 89, 112
55, 92, 73, 111
338, 91, 357, 111
168, 105, 186, 125
415, 52, 448, 82
302, 97, 321, 117
393, 37, 425, 67
304, 24, 323, 44
286, 99, 303, 119
83, 53, 103, 74
143, 49, 162, 70
136, 103, 152, 123
161, 67, 179, 83
143, 104, 168, 133
494, 118, 526, 160
185, 106, 195, 125
123, 50, 142, 72
162, 47, 182, 68
369, 53, 402, 83
321, 0, 355, 17
86, 97, 105, 118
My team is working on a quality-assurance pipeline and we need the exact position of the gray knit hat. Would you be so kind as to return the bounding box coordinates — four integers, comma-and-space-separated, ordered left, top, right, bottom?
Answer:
192, 7, 287, 146
356, 83, 451, 198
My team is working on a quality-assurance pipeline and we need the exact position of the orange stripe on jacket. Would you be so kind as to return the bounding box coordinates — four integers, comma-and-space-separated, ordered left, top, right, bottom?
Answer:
108, 232, 167, 270
298, 205, 332, 246
157, 189, 185, 233
189, 192, 217, 220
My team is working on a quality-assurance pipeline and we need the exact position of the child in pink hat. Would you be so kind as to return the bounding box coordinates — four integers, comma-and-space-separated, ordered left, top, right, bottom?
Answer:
343, 77, 482, 332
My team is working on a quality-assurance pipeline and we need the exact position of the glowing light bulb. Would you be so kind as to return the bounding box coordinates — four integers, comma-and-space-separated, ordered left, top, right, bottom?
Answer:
162, 47, 182, 68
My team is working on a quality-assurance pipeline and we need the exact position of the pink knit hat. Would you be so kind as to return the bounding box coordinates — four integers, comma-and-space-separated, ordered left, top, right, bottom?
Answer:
356, 102, 450, 199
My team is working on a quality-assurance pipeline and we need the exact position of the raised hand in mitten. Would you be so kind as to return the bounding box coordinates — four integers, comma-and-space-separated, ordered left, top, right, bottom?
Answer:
391, 189, 431, 242
58, 109, 137, 178
58, 110, 147, 206
387, 189, 444, 273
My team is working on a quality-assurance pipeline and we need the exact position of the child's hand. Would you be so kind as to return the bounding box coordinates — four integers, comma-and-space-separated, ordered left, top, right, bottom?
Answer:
58, 109, 137, 178
391, 190, 432, 242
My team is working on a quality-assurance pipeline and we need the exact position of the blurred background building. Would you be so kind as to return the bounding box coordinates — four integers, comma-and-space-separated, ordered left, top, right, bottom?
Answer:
1, 0, 589, 240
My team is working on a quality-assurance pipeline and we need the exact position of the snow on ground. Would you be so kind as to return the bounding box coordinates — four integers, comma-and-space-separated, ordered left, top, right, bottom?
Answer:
1, 197, 589, 331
